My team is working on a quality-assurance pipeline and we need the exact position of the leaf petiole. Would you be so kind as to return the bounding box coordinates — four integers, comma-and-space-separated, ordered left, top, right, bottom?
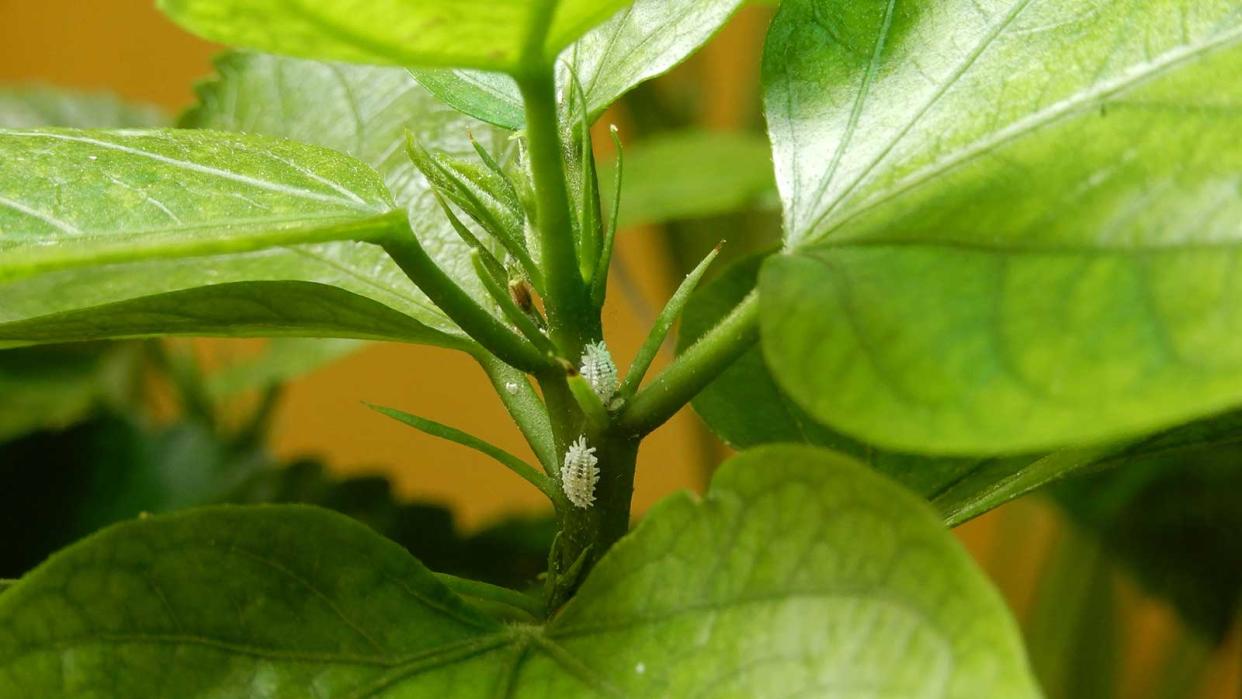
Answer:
619, 291, 759, 436
618, 242, 722, 399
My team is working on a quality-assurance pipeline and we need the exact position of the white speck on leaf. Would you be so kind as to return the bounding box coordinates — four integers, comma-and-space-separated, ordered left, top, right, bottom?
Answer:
505, 381, 519, 394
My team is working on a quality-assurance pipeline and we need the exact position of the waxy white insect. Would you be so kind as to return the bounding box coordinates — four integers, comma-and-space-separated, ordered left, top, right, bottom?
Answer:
561, 435, 600, 510
579, 340, 617, 403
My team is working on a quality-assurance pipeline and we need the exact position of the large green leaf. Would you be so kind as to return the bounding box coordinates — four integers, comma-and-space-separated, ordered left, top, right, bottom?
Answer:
538, 445, 1038, 696
680, 252, 1094, 524
760, 0, 1242, 453
0, 446, 1037, 697
0, 86, 166, 129
184, 52, 506, 316
599, 130, 777, 229
0, 505, 506, 697
683, 251, 1242, 525
0, 128, 397, 278
413, 0, 745, 129
158, 0, 632, 73
0, 55, 522, 349
0, 128, 465, 346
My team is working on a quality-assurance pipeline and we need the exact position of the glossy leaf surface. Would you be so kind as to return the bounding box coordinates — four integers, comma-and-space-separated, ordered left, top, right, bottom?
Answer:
0, 128, 396, 278
186, 52, 515, 329
0, 55, 521, 348
0, 127, 464, 346
683, 252, 1232, 525
159, 0, 632, 73
681, 253, 1071, 524
413, 0, 745, 128
761, 0, 1242, 453
0, 446, 1037, 697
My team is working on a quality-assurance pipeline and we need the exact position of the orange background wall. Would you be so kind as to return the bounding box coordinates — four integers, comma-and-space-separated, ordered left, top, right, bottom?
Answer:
1, 2, 1236, 697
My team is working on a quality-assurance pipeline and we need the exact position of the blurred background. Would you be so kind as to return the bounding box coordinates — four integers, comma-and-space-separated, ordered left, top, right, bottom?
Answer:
0, 2, 1237, 697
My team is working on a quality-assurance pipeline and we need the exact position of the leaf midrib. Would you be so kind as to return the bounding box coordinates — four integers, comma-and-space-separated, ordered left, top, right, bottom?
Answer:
4, 130, 386, 212
0, 210, 407, 283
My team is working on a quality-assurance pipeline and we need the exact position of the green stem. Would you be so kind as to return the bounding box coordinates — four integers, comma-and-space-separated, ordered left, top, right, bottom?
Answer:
617, 243, 721, 398
518, 68, 598, 355
547, 430, 639, 610
619, 291, 760, 436
382, 228, 548, 373
470, 251, 558, 356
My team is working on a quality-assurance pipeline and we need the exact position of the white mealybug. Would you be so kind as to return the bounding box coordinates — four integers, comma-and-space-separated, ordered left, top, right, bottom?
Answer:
561, 435, 600, 510
579, 340, 617, 403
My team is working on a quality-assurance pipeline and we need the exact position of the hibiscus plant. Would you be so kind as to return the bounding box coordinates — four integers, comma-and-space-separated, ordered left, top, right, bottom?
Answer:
0, 0, 1238, 696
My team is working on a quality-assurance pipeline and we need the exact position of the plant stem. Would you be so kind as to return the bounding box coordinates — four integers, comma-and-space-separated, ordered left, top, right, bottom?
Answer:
617, 243, 722, 398
619, 291, 760, 436
546, 430, 640, 610
433, 573, 544, 620
382, 227, 549, 373
518, 68, 598, 355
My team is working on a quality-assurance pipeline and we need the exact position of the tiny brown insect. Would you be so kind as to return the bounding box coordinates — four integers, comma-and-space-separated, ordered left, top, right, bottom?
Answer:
508, 278, 534, 312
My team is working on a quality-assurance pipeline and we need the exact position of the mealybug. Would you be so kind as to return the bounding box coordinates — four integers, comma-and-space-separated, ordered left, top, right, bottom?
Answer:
562, 435, 600, 509
579, 340, 617, 404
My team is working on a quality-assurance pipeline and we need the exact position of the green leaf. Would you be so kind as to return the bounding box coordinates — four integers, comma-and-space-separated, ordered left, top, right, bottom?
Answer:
541, 445, 1038, 696
0, 446, 1038, 697
0, 128, 397, 279
410, 71, 527, 132
680, 252, 1072, 524
760, 0, 1242, 453
598, 130, 777, 229
0, 86, 166, 129
186, 52, 519, 331
0, 505, 508, 697
158, 0, 632, 73
413, 0, 745, 129
685, 251, 1242, 526
0, 54, 526, 349
367, 402, 557, 502
0, 127, 466, 346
